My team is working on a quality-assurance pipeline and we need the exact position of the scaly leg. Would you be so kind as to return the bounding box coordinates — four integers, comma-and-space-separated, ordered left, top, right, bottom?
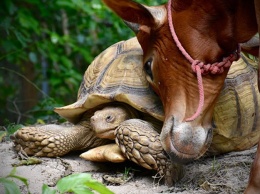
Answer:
115, 119, 183, 186
12, 120, 110, 157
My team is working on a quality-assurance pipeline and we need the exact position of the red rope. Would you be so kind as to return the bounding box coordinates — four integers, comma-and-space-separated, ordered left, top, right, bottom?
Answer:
167, 0, 240, 122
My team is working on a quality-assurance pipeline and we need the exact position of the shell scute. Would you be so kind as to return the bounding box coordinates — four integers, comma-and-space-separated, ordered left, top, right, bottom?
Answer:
54, 37, 163, 124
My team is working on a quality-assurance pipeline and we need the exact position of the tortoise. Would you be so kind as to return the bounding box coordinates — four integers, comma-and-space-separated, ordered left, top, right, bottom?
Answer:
12, 37, 260, 185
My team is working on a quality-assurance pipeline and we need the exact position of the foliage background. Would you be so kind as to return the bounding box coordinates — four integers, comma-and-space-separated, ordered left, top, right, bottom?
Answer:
0, 0, 166, 125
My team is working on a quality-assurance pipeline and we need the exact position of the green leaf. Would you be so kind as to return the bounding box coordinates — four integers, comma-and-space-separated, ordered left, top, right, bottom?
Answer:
0, 178, 22, 194
68, 186, 93, 194
60, 56, 72, 68
56, 0, 76, 9
84, 180, 114, 194
18, 10, 39, 32
4, 0, 17, 15
6, 124, 23, 135
42, 184, 57, 194
57, 173, 114, 194
7, 174, 28, 186
8, 169, 28, 183
0, 18, 12, 32
57, 173, 92, 192
14, 30, 28, 47
29, 52, 38, 63
50, 33, 59, 44
77, 34, 85, 44
9, 167, 17, 176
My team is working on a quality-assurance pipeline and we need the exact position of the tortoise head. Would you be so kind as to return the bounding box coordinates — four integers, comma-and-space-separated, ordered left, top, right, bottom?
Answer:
90, 105, 138, 140
102, 0, 257, 163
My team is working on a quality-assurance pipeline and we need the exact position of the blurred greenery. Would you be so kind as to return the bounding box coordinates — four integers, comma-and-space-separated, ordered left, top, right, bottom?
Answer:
0, 0, 166, 125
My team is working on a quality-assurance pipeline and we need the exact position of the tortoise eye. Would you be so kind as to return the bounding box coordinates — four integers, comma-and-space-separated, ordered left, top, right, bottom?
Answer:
144, 57, 153, 80
106, 115, 114, 123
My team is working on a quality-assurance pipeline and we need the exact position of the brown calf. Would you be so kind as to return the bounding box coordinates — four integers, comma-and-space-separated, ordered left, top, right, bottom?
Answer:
102, 0, 259, 190
103, 0, 258, 161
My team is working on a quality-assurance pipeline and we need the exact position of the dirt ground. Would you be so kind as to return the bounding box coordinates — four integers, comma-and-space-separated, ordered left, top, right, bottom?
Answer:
0, 140, 256, 194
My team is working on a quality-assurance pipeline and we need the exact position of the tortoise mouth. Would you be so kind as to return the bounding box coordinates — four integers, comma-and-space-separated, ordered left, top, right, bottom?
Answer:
161, 117, 213, 164
95, 130, 115, 140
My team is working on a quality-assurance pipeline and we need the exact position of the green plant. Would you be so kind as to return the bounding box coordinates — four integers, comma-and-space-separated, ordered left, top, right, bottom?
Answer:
0, 168, 30, 194
0, 123, 23, 142
211, 156, 221, 172
43, 173, 114, 194
123, 167, 140, 180
0, 168, 114, 194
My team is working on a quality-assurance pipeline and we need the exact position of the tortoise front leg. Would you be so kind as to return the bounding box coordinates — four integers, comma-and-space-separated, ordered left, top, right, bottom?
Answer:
12, 120, 110, 157
80, 143, 127, 163
115, 119, 184, 186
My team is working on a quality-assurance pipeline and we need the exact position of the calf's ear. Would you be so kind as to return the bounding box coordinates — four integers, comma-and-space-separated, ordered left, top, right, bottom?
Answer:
102, 0, 155, 27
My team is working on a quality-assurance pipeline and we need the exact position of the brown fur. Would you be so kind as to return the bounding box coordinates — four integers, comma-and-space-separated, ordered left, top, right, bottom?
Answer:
103, 0, 259, 190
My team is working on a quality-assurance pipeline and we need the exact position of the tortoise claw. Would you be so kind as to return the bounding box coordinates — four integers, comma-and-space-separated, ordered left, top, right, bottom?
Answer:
80, 144, 126, 163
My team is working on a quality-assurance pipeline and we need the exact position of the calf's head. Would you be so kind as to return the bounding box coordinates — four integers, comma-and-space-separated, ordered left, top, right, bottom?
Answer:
103, 0, 257, 163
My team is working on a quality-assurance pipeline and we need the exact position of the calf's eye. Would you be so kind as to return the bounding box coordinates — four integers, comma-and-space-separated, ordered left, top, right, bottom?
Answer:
144, 57, 153, 80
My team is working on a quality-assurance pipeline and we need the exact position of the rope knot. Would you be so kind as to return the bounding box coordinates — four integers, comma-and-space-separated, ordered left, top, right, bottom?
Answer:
191, 54, 239, 75
191, 60, 202, 72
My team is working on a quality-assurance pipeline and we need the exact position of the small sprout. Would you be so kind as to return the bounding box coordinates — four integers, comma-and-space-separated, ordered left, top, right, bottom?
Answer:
212, 156, 221, 172
12, 157, 42, 167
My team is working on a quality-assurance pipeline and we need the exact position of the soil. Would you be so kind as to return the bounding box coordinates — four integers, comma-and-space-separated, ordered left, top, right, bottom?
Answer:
0, 141, 256, 194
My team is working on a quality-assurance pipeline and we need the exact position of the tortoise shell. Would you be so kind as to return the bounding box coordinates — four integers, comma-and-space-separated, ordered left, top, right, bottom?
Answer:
55, 37, 163, 124
55, 37, 260, 154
